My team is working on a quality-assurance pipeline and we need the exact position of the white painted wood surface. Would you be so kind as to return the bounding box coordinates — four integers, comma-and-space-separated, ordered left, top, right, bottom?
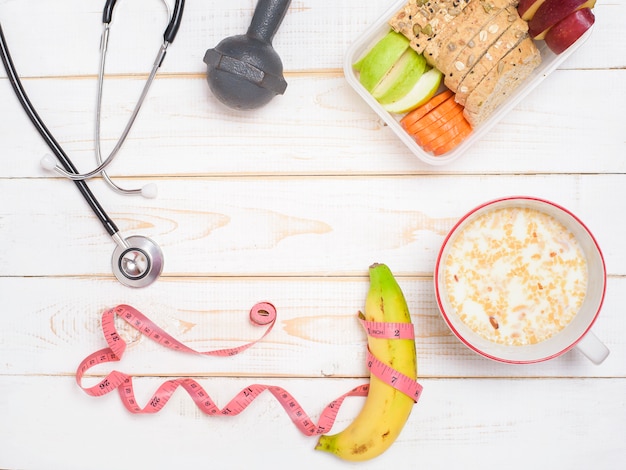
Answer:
1, 1, 625, 468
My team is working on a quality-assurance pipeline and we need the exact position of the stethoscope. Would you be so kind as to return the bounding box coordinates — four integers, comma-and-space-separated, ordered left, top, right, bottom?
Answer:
0, 0, 185, 288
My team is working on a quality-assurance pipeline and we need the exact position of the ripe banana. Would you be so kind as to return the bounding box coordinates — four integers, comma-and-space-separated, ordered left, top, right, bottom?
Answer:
315, 263, 417, 461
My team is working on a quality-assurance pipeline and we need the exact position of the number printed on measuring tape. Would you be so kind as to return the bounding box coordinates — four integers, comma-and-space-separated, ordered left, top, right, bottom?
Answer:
358, 315, 416, 339
76, 304, 422, 435
366, 350, 422, 402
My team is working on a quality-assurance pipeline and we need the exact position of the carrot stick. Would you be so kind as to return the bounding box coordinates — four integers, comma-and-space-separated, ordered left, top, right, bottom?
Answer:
424, 119, 471, 152
427, 107, 467, 135
423, 110, 470, 148
413, 107, 465, 146
400, 89, 453, 128
433, 124, 473, 156
398, 87, 473, 155
405, 95, 460, 136
433, 134, 467, 155
425, 118, 472, 154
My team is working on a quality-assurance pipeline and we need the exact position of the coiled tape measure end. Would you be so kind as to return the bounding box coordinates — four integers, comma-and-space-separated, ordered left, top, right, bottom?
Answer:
249, 302, 276, 325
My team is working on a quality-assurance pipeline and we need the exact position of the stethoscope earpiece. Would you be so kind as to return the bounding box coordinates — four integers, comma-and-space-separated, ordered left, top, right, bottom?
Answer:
40, 153, 57, 171
140, 183, 158, 199
41, 153, 158, 199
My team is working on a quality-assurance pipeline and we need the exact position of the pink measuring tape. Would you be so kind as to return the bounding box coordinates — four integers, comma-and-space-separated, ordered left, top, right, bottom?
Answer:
76, 303, 423, 435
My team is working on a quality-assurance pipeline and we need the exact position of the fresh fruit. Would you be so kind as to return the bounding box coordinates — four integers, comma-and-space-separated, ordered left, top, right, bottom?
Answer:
315, 263, 417, 462
517, 0, 548, 21
544, 8, 595, 54
528, 0, 596, 40
382, 67, 443, 114
372, 49, 427, 104
353, 31, 410, 92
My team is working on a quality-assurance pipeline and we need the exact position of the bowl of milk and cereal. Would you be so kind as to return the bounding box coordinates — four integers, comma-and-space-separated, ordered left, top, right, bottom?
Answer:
434, 197, 608, 364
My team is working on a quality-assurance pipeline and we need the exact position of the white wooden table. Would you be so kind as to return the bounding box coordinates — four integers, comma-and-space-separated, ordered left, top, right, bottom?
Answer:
1, 1, 624, 468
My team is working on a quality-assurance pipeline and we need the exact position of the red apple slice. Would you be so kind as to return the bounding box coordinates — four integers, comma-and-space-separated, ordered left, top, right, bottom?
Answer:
528, 0, 596, 40
544, 8, 595, 54
517, 0, 547, 21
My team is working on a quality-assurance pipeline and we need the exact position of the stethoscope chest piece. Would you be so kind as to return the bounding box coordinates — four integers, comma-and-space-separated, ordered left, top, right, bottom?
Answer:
112, 235, 164, 288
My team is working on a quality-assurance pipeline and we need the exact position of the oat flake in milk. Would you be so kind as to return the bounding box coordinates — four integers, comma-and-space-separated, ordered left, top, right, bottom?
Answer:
443, 207, 588, 346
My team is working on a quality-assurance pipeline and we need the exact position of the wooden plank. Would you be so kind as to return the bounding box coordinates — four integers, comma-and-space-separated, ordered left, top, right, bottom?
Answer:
1, 375, 624, 469
0, 175, 621, 276
0, 0, 622, 77
0, 276, 621, 378
1, 69, 623, 178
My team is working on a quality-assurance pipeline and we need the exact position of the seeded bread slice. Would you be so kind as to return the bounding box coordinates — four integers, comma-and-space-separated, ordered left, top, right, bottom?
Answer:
423, 0, 515, 67
455, 16, 529, 106
463, 37, 541, 126
389, 0, 471, 54
441, 5, 518, 92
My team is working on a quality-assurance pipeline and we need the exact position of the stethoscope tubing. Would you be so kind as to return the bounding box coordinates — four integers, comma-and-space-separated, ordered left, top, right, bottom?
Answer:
62, 36, 167, 183
1, 20, 167, 286
0, 1, 185, 287
0, 22, 119, 238
103, 0, 184, 44
50, 0, 183, 187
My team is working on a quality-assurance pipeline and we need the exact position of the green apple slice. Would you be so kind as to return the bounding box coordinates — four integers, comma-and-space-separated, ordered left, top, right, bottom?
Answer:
372, 49, 427, 104
353, 31, 410, 93
382, 68, 443, 114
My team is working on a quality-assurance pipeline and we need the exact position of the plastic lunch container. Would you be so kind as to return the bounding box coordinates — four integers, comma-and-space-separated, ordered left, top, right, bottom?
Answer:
343, 0, 594, 166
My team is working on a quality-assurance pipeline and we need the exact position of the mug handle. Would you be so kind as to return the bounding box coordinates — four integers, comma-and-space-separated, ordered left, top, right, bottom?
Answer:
575, 331, 610, 365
